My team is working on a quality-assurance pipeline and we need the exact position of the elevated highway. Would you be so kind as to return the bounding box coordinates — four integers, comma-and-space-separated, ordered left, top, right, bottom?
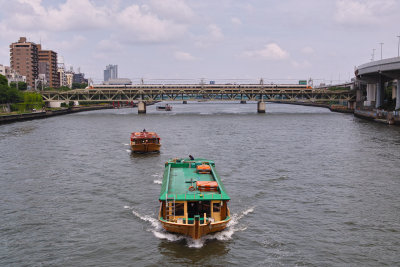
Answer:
355, 57, 400, 109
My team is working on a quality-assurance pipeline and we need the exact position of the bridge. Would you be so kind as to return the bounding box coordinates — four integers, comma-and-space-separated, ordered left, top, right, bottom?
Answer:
355, 57, 400, 109
41, 84, 355, 113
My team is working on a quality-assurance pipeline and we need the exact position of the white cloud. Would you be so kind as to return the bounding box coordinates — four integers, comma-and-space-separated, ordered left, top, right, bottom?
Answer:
8, 0, 110, 31
195, 24, 224, 48
149, 0, 195, 22
1, 0, 188, 44
301, 46, 314, 54
291, 60, 312, 68
231, 17, 242, 26
52, 35, 86, 51
243, 43, 289, 60
96, 39, 123, 52
174, 51, 196, 61
334, 0, 396, 26
115, 5, 188, 43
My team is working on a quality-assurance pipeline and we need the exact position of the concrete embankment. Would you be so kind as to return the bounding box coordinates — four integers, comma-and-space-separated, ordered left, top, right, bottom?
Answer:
277, 101, 400, 125
0, 105, 113, 125
354, 109, 400, 125
274, 101, 354, 114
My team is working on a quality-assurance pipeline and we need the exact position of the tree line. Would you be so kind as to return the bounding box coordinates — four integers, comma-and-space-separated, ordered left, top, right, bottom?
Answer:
0, 74, 23, 104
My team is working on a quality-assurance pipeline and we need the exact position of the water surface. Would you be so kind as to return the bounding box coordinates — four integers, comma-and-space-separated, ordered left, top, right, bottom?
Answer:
1, 102, 399, 266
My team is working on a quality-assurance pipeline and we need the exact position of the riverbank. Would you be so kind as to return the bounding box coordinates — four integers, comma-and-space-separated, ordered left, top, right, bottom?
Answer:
0, 105, 114, 125
278, 101, 400, 126
274, 101, 354, 113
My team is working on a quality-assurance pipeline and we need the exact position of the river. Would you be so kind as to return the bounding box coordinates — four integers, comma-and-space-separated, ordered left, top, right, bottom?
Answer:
0, 102, 399, 266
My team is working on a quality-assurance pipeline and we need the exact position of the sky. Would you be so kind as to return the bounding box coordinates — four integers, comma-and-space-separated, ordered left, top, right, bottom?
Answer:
0, 0, 399, 85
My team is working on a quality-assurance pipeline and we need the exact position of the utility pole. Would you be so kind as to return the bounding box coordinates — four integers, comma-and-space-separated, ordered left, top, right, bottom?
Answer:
371, 48, 376, 61
397, 35, 400, 57
379, 42, 384, 60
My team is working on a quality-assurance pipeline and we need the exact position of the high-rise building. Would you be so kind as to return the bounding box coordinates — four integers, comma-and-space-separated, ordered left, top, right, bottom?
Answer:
10, 37, 39, 88
38, 44, 59, 88
73, 72, 87, 85
104, 64, 118, 82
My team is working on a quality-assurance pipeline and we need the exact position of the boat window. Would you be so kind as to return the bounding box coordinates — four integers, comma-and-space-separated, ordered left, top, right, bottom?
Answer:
187, 201, 211, 218
175, 203, 184, 216
213, 203, 221, 212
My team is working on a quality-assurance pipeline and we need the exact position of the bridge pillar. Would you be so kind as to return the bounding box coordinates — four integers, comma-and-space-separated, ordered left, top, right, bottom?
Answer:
376, 78, 384, 109
365, 83, 376, 107
396, 80, 400, 110
138, 101, 146, 114
257, 101, 266, 113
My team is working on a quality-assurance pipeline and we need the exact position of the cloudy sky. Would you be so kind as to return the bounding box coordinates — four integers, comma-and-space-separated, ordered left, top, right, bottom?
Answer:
0, 0, 399, 85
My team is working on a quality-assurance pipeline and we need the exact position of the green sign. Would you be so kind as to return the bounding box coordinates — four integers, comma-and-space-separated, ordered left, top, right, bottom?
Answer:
299, 80, 307, 85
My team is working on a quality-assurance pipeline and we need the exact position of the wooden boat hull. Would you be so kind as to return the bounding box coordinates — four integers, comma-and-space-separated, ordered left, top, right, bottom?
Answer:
130, 143, 161, 153
159, 218, 230, 239
159, 205, 231, 239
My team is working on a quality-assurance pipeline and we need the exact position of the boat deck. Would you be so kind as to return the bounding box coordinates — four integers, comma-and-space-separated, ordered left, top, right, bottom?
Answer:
159, 158, 230, 201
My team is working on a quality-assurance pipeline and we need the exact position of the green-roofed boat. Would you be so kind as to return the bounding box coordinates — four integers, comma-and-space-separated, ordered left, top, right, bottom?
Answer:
158, 157, 231, 239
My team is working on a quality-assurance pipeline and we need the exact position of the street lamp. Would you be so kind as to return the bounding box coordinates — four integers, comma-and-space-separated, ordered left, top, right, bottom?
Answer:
397, 35, 400, 57
379, 42, 384, 60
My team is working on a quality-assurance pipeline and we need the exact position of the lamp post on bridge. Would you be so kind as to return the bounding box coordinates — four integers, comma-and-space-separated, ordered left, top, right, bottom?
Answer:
379, 42, 384, 60
397, 35, 400, 57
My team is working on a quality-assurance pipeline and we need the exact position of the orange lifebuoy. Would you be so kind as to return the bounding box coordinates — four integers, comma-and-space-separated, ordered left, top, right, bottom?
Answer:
188, 186, 195, 192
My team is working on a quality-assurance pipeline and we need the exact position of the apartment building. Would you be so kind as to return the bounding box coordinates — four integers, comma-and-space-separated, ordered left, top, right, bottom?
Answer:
38, 44, 59, 88
10, 37, 39, 88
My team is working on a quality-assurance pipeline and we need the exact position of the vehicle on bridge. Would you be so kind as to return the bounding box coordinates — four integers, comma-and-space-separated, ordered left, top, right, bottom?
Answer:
130, 130, 161, 153
158, 157, 231, 239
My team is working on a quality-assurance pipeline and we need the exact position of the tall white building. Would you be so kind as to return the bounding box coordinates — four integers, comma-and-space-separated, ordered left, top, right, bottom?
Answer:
104, 64, 118, 82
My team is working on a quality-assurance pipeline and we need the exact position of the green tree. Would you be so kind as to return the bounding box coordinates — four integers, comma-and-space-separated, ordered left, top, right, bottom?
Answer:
0, 74, 7, 86
58, 86, 71, 91
10, 81, 28, 90
72, 82, 87, 89
0, 74, 22, 104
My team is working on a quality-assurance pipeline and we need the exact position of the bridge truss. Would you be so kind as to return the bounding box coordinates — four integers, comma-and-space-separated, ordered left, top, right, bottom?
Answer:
41, 85, 355, 103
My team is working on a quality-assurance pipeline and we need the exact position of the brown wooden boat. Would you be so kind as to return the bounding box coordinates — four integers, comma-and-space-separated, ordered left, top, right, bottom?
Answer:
130, 130, 161, 153
158, 157, 231, 239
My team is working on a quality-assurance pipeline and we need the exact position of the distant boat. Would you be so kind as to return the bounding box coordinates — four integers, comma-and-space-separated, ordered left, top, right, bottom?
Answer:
130, 130, 161, 153
158, 157, 231, 239
156, 104, 172, 111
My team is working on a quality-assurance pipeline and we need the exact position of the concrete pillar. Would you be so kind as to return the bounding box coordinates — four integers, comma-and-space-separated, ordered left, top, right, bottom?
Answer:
396, 80, 400, 110
365, 83, 376, 107
257, 101, 266, 113
138, 101, 146, 114
375, 78, 384, 109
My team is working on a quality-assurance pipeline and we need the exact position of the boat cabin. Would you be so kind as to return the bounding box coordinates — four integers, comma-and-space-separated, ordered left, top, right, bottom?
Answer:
130, 131, 160, 145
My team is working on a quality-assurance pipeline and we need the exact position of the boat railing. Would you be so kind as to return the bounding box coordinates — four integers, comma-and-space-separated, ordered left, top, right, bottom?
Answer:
209, 165, 222, 190
164, 164, 172, 196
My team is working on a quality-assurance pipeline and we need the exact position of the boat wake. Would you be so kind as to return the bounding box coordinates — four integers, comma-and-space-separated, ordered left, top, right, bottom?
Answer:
125, 206, 254, 248
152, 173, 162, 184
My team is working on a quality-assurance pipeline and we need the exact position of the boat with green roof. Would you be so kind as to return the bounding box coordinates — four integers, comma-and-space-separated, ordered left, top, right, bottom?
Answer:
158, 157, 231, 239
